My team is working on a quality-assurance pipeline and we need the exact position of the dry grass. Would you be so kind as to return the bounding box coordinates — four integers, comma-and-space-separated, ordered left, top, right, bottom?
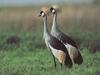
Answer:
0, 5, 100, 32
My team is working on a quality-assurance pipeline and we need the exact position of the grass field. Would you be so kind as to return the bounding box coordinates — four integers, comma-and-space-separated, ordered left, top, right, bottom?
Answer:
0, 31, 99, 75
0, 4, 100, 75
0, 47, 99, 75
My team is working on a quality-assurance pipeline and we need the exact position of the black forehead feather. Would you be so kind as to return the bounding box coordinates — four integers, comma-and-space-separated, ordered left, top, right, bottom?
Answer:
50, 7, 54, 11
40, 11, 43, 14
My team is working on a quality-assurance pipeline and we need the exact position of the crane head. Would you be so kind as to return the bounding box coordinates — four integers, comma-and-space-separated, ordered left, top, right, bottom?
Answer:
39, 11, 46, 17
39, 7, 49, 17
50, 5, 60, 14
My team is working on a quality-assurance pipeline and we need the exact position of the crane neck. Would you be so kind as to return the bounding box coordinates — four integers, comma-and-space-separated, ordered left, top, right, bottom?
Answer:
52, 13, 59, 32
43, 16, 49, 39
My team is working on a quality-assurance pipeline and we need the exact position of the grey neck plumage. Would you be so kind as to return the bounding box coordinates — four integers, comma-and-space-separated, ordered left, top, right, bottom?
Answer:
51, 13, 61, 36
43, 16, 50, 40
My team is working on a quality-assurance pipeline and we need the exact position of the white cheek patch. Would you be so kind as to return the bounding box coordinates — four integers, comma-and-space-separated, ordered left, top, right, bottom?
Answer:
42, 13, 45, 16
52, 9, 55, 13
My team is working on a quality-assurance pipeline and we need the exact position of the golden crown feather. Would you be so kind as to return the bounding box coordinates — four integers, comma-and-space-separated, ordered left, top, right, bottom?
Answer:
52, 5, 61, 12
41, 6, 50, 15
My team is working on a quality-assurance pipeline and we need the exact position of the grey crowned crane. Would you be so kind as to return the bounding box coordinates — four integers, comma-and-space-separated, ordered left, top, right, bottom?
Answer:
39, 7, 73, 68
50, 5, 83, 65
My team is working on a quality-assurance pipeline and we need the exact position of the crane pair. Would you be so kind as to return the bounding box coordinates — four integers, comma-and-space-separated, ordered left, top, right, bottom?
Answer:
39, 5, 83, 69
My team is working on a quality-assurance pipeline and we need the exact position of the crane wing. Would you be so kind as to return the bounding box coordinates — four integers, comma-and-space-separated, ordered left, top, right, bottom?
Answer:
59, 33, 78, 48
48, 36, 73, 68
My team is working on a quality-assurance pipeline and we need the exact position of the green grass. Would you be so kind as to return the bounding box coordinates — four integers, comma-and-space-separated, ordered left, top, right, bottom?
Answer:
0, 32, 99, 75
0, 48, 99, 75
0, 15, 100, 74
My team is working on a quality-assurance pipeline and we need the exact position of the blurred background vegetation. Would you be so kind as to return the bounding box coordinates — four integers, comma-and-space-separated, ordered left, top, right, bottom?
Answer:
0, 0, 100, 75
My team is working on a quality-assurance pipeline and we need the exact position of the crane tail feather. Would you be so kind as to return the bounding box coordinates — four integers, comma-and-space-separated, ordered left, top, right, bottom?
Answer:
64, 54, 73, 68
73, 51, 83, 65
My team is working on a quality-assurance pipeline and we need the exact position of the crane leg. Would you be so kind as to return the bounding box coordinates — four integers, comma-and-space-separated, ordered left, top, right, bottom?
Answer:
52, 55, 56, 68
60, 63, 62, 69
48, 47, 57, 68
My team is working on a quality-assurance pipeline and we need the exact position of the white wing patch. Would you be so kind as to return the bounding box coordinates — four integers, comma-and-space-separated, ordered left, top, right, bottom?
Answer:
48, 44, 66, 63
64, 44, 78, 60
49, 44, 58, 57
